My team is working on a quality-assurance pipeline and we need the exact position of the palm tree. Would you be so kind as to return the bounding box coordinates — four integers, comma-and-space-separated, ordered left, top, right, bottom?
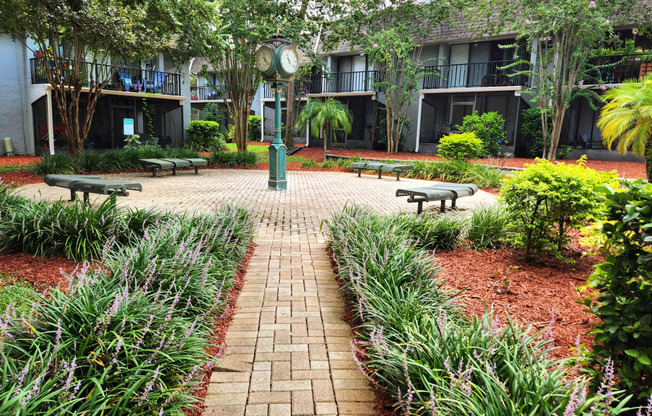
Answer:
296, 98, 353, 161
598, 74, 652, 180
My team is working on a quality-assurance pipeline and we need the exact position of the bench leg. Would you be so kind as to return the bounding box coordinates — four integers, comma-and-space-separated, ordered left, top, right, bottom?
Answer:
451, 198, 457, 209
152, 167, 157, 177
172, 166, 177, 176
194, 166, 199, 174
417, 201, 423, 215
70, 189, 76, 202
357, 169, 362, 177
83, 192, 90, 204
440, 200, 446, 213
377, 169, 382, 179
396, 172, 400, 181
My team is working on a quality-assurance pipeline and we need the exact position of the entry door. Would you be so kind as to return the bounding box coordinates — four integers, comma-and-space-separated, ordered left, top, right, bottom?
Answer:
449, 44, 470, 87
352, 55, 366, 91
112, 106, 135, 148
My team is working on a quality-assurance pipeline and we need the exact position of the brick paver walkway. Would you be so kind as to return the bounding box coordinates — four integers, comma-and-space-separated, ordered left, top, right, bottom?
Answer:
18, 169, 496, 415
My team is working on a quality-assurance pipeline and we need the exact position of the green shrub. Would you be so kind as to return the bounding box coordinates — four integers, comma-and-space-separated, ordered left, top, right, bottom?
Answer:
0, 275, 40, 317
248, 115, 262, 142
209, 151, 258, 167
586, 180, 652, 402
185, 120, 225, 151
320, 160, 334, 169
500, 157, 618, 258
33, 153, 78, 176
522, 107, 552, 158
301, 159, 316, 168
456, 111, 505, 157
203, 102, 225, 125
394, 214, 466, 250
467, 204, 511, 249
438, 132, 483, 162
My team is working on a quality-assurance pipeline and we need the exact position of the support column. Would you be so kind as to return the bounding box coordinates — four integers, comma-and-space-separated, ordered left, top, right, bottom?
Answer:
260, 100, 265, 141
268, 83, 287, 190
46, 88, 55, 155
415, 93, 424, 153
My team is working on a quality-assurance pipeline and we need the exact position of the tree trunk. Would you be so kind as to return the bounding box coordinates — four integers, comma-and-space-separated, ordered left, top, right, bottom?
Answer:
646, 135, 652, 181
545, 106, 566, 160
385, 104, 394, 153
232, 98, 251, 152
322, 126, 326, 162
284, 81, 297, 148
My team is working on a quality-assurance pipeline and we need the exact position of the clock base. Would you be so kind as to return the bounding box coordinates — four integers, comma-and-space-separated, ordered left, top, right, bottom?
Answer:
268, 141, 287, 191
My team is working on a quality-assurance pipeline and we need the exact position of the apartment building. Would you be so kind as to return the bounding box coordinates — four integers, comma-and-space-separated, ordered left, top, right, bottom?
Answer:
0, 35, 191, 155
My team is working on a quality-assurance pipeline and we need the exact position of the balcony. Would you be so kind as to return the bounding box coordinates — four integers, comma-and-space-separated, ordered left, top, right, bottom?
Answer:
29, 57, 181, 96
262, 70, 380, 99
586, 53, 652, 85
190, 86, 230, 101
421, 60, 529, 89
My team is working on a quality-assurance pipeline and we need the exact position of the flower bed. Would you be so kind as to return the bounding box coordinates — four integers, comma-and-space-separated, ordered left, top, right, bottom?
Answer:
0, 186, 255, 414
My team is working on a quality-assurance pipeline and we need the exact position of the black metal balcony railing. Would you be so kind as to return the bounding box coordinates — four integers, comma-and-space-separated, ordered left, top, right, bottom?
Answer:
586, 53, 652, 85
262, 71, 380, 99
422, 60, 529, 89
30, 57, 181, 96
190, 86, 230, 101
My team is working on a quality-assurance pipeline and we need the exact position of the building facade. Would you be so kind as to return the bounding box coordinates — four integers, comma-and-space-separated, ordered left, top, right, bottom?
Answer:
0, 35, 191, 155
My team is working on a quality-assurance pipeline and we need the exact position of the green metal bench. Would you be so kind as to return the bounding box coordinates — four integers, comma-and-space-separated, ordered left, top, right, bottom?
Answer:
396, 183, 478, 214
350, 161, 414, 180
139, 158, 208, 177
44, 174, 142, 203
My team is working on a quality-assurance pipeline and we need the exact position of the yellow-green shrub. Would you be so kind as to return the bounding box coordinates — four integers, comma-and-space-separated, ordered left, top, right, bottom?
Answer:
437, 132, 483, 162
500, 157, 618, 259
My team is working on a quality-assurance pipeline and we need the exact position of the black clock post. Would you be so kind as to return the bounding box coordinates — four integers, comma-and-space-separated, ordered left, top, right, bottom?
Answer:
255, 33, 299, 190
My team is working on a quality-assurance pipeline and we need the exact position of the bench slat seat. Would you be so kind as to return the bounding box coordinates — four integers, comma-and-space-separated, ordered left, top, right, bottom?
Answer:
44, 174, 142, 203
396, 183, 478, 214
44, 174, 101, 188
139, 158, 207, 176
350, 161, 414, 180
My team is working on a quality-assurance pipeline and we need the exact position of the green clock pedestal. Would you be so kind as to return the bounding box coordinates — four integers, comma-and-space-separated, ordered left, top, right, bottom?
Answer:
268, 83, 287, 190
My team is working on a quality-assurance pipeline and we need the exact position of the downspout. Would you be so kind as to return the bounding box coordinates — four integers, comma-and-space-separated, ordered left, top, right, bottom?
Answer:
47, 88, 55, 155
260, 100, 265, 141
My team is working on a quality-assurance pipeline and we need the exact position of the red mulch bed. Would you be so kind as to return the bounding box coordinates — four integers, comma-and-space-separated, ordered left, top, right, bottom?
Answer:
0, 253, 78, 292
0, 156, 40, 166
436, 245, 600, 361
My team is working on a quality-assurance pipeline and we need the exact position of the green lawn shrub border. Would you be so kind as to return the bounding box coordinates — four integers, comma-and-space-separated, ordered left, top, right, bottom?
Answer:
0, 186, 255, 414
326, 205, 631, 415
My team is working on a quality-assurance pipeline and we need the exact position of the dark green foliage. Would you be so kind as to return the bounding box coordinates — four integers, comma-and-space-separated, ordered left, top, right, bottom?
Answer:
456, 111, 505, 157
248, 115, 262, 142
166, 147, 202, 159
522, 107, 552, 158
209, 151, 258, 167
0, 195, 127, 261
587, 180, 652, 402
33, 153, 78, 176
76, 150, 103, 172
437, 132, 484, 161
467, 204, 511, 249
185, 120, 225, 151
406, 160, 504, 188
203, 102, 225, 125
394, 214, 466, 250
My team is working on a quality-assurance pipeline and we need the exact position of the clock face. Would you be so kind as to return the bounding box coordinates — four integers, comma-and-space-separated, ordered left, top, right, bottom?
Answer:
255, 45, 273, 73
279, 47, 299, 76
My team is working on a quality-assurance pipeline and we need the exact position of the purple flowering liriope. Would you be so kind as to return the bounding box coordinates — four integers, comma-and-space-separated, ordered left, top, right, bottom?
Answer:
0, 203, 255, 414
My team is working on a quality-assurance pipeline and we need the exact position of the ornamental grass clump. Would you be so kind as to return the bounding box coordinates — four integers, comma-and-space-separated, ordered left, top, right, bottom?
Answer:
467, 204, 512, 249
406, 160, 503, 188
327, 205, 630, 415
0, 202, 255, 414
501, 157, 618, 259
394, 214, 466, 251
